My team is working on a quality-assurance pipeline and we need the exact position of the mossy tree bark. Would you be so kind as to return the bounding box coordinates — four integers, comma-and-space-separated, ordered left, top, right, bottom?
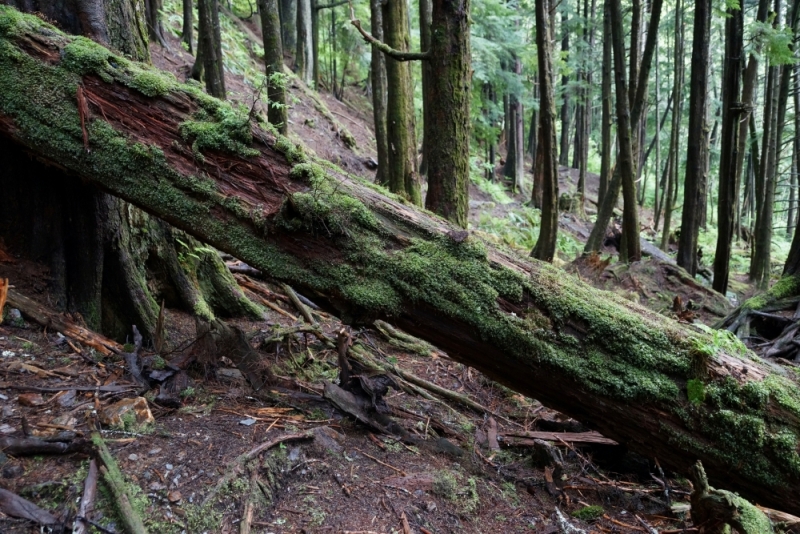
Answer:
531, 0, 559, 262
10, 10, 800, 513
382, 0, 421, 205
369, 0, 389, 186
422, 0, 470, 228
258, 0, 287, 134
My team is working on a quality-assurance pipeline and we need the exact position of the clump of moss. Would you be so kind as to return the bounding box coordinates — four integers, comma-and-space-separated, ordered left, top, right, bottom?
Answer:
433, 470, 459, 499
687, 379, 706, 405
179, 106, 258, 160
571, 505, 604, 522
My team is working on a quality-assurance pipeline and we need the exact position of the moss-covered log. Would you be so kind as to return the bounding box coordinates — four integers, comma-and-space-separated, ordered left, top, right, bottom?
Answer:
4, 7, 800, 514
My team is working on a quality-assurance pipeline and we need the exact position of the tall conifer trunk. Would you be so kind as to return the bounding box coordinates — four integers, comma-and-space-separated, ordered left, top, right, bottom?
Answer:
532, 0, 559, 261
676, 0, 710, 275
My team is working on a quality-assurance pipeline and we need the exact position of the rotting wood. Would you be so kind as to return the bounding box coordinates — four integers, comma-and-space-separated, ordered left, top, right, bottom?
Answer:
74, 458, 98, 534
6, 289, 122, 355
282, 283, 316, 324
0, 278, 8, 323
0, 487, 58, 525
500, 431, 618, 446
93, 433, 148, 534
3, 10, 800, 513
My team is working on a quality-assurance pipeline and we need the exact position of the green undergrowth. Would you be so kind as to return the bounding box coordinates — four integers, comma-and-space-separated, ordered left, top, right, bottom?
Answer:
3, 6, 800, 494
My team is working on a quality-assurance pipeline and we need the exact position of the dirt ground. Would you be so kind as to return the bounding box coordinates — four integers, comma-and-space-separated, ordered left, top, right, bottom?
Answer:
0, 266, 695, 533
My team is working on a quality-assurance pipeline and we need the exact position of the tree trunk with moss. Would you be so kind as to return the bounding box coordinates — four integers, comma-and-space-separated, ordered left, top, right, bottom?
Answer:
382, 0, 421, 204
9, 10, 800, 514
422, 0, 470, 228
258, 0, 287, 134
0, 3, 258, 343
369, 0, 389, 186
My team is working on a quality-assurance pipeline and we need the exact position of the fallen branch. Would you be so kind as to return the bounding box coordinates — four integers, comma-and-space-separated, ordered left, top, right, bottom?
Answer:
93, 433, 148, 534
0, 487, 58, 525
1, 435, 90, 456
349, 343, 517, 427
74, 459, 98, 534
281, 283, 315, 324
500, 431, 617, 446
6, 289, 122, 355
204, 430, 314, 505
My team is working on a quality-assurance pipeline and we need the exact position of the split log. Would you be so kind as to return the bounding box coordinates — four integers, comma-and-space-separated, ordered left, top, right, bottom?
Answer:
3, 8, 800, 513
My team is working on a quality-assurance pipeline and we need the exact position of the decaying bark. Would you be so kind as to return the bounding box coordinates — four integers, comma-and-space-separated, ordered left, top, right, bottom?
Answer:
5, 9, 800, 514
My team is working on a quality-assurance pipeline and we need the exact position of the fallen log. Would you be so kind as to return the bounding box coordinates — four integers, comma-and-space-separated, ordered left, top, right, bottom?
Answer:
2, 7, 800, 513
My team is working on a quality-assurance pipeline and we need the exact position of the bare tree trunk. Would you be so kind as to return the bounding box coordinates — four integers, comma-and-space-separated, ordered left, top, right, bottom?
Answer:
608, 0, 640, 262
676, 0, 710, 276
558, 9, 571, 167
144, 0, 168, 47
370, 0, 389, 186
712, 2, 743, 294
182, 0, 193, 54
279, 0, 296, 54
532, 0, 559, 261
295, 0, 313, 84
598, 0, 612, 204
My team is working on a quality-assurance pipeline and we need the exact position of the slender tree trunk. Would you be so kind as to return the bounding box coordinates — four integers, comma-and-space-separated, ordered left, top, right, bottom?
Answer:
296, 0, 313, 84
370, 0, 389, 186
144, 0, 168, 47
558, 9, 571, 167
598, 0, 612, 205
419, 0, 432, 177
712, 2, 743, 294
258, 0, 287, 134
662, 0, 685, 251
196, 0, 225, 98
382, 0, 421, 204
791, 64, 800, 238
182, 0, 193, 53
789, 147, 797, 237
532, 0, 559, 261
423, 0, 471, 227
279, 0, 297, 54
608, 0, 640, 262
676, 0, 710, 276
751, 3, 783, 288
503, 58, 524, 191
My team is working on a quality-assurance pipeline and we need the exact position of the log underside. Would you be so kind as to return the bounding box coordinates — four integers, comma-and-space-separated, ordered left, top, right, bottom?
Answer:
3, 7, 800, 514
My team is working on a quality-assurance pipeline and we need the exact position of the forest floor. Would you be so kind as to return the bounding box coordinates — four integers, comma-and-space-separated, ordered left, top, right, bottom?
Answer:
0, 24, 772, 534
